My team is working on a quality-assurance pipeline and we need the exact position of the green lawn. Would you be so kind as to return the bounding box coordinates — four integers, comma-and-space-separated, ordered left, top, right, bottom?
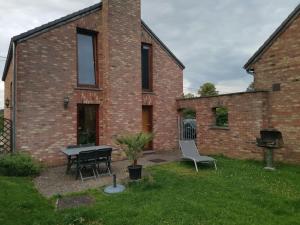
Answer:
0, 157, 300, 225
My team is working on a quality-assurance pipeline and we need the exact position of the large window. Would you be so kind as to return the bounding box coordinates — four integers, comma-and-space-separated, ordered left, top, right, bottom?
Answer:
141, 43, 152, 91
77, 29, 97, 86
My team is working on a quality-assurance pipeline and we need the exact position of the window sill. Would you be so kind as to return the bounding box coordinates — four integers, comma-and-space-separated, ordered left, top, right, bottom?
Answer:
209, 126, 230, 130
75, 87, 103, 91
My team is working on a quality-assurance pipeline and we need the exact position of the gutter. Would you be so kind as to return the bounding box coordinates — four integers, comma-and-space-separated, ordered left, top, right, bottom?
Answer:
246, 68, 255, 76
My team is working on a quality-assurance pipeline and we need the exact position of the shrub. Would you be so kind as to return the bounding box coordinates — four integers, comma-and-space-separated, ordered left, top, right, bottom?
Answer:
0, 153, 42, 177
115, 132, 153, 166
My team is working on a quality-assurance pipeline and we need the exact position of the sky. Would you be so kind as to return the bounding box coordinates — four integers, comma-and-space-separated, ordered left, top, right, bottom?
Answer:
0, 0, 299, 107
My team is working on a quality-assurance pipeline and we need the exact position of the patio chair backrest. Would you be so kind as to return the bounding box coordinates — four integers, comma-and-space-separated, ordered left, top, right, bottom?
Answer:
179, 140, 201, 158
78, 150, 99, 163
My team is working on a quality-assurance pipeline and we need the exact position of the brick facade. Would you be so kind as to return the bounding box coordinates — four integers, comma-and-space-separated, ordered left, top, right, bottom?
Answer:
10, 1, 300, 166
141, 28, 183, 151
249, 14, 300, 163
3, 0, 184, 166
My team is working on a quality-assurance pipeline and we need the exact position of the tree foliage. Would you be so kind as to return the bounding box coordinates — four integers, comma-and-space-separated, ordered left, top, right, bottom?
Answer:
198, 82, 218, 97
215, 107, 228, 127
183, 93, 195, 98
181, 108, 196, 119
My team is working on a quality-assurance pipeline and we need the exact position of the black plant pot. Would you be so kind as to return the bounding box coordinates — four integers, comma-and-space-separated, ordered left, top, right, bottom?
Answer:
128, 165, 142, 180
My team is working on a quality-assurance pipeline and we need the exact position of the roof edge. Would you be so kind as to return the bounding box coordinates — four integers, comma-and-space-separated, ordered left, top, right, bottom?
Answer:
142, 21, 185, 69
2, 3, 102, 81
12, 3, 102, 43
244, 4, 300, 71
2, 43, 13, 82
2, 3, 185, 81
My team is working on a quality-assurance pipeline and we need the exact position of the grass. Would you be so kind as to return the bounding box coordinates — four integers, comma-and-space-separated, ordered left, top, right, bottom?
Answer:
0, 156, 299, 225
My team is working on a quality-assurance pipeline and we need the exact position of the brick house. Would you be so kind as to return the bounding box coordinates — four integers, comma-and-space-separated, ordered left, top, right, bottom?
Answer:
177, 4, 300, 164
243, 4, 300, 163
2, 0, 185, 166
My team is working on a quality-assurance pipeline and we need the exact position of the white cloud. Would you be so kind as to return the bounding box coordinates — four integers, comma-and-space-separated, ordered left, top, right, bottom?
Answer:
183, 78, 198, 95
216, 77, 253, 94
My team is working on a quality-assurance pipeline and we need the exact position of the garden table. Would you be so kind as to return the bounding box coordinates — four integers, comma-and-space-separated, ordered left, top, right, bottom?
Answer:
62, 145, 112, 174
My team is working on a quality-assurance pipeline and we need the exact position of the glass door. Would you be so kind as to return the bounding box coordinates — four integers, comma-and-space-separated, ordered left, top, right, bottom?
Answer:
77, 104, 99, 145
142, 105, 153, 150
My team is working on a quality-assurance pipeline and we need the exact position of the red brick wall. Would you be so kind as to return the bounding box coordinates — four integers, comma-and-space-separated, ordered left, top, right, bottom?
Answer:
177, 92, 269, 161
6, 0, 184, 166
141, 28, 183, 151
251, 14, 300, 163
101, 0, 142, 144
15, 9, 104, 165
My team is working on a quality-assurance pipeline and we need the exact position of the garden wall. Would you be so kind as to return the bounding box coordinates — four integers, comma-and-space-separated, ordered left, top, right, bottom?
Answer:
177, 91, 271, 161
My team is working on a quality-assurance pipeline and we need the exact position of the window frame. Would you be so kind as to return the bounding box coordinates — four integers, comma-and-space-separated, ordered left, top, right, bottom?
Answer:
141, 43, 153, 92
76, 28, 98, 88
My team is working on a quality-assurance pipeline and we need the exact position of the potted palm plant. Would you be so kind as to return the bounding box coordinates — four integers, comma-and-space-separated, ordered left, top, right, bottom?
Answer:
116, 132, 153, 180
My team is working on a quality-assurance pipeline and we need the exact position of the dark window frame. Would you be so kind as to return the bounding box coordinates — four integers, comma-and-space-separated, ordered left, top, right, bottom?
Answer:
76, 27, 98, 88
141, 43, 153, 92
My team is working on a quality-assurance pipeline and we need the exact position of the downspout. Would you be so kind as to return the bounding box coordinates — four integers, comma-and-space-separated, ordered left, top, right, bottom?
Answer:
12, 41, 16, 152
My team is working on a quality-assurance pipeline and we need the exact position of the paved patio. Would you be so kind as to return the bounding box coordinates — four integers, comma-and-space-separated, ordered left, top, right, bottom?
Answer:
34, 150, 181, 197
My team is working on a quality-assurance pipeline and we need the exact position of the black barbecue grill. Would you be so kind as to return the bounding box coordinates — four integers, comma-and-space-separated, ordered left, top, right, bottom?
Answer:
256, 129, 283, 170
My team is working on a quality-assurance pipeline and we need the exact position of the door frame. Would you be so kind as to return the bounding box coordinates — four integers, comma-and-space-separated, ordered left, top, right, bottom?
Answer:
77, 104, 99, 145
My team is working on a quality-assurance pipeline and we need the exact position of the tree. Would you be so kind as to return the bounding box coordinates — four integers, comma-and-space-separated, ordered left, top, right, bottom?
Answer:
246, 82, 255, 92
183, 93, 195, 98
198, 82, 218, 97
181, 108, 196, 119
215, 107, 228, 127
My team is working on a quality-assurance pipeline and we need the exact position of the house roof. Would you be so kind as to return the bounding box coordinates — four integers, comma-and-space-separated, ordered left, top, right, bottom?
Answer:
2, 2, 185, 81
244, 4, 300, 71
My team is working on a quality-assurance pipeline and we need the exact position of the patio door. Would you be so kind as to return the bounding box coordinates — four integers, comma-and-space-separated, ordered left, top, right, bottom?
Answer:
142, 105, 153, 150
77, 104, 99, 145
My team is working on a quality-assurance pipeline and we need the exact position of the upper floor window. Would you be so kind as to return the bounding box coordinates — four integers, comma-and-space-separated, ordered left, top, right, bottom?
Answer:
141, 43, 152, 91
77, 28, 97, 86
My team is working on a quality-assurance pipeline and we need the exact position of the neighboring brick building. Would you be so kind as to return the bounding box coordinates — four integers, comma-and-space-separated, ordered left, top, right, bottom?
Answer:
177, 4, 300, 164
244, 4, 300, 163
2, 0, 184, 166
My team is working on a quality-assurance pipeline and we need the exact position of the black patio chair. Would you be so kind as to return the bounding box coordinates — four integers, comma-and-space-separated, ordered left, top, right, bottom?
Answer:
66, 144, 95, 171
76, 150, 99, 181
95, 148, 112, 175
